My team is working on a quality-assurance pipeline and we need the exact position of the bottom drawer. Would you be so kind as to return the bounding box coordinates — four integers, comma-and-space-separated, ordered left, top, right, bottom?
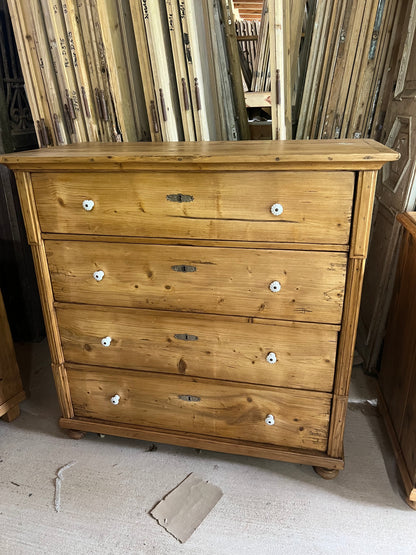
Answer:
67, 364, 331, 452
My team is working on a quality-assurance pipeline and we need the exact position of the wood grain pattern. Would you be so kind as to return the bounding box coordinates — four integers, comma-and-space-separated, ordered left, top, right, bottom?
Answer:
379, 216, 416, 497
0, 139, 399, 171
349, 170, 378, 257
56, 304, 338, 392
59, 415, 344, 469
67, 364, 331, 452
377, 383, 416, 503
14, 171, 41, 246
0, 290, 25, 419
1, 140, 396, 474
42, 233, 350, 252
31, 170, 354, 244
45, 240, 347, 324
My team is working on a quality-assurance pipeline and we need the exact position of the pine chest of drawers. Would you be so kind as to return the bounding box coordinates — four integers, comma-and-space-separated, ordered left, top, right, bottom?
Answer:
1, 140, 397, 477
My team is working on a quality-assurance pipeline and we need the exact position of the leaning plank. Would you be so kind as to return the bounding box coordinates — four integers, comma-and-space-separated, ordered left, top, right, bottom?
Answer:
340, 0, 379, 138
128, 0, 162, 141
165, 0, 196, 141
116, 0, 150, 141
40, 0, 88, 142
60, 0, 101, 141
363, 0, 398, 137
28, 0, 70, 144
140, 0, 183, 141
219, 0, 250, 139
310, 0, 343, 139
321, 0, 367, 139
269, 0, 287, 139
7, 0, 51, 146
95, 0, 142, 141
296, 0, 328, 139
181, 0, 220, 140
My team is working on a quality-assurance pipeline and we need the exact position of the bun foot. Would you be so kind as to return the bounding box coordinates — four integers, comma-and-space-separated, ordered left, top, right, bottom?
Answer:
406, 498, 416, 510
67, 429, 86, 440
1, 405, 20, 422
313, 466, 339, 480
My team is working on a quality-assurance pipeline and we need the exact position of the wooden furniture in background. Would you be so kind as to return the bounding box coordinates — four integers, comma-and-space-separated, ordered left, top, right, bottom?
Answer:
378, 212, 416, 509
0, 288, 25, 421
0, 140, 397, 476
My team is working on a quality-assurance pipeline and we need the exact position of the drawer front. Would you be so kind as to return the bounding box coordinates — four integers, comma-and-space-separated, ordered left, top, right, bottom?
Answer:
57, 305, 338, 392
32, 171, 354, 244
46, 241, 347, 323
67, 365, 331, 451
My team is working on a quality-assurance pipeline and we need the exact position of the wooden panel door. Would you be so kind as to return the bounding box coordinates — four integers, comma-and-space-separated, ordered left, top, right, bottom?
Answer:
357, 0, 416, 372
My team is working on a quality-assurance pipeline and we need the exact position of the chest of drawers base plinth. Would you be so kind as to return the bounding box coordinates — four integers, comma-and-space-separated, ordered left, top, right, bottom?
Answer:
0, 140, 398, 477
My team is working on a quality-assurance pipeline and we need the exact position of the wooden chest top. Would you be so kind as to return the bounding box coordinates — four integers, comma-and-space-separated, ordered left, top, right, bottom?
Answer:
0, 139, 398, 171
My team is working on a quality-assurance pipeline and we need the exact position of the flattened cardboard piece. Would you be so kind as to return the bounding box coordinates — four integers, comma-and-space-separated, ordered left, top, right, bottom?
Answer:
150, 473, 223, 543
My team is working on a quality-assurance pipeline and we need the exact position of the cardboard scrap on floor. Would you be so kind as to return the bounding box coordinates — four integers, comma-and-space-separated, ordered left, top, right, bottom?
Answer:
150, 473, 223, 543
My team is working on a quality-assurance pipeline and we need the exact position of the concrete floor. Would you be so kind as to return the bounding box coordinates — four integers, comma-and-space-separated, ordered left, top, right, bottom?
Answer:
1, 340, 415, 554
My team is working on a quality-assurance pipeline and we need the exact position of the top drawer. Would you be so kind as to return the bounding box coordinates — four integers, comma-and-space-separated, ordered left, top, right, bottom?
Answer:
31, 171, 354, 244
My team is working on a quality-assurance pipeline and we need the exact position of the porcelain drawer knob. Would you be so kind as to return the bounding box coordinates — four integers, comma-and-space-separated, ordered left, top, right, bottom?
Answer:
82, 199, 95, 211
265, 414, 275, 426
270, 203, 283, 216
111, 394, 120, 405
269, 280, 281, 293
93, 270, 105, 281
266, 352, 277, 364
101, 336, 112, 347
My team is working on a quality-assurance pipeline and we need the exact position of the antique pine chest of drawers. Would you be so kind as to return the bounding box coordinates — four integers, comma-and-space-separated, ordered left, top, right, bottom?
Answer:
0, 140, 397, 478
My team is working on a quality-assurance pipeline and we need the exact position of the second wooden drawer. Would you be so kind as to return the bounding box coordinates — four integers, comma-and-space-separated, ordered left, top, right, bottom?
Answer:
56, 304, 338, 392
46, 241, 347, 323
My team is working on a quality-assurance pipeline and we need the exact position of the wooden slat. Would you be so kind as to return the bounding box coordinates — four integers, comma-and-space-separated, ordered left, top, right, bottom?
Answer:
165, 0, 196, 141
219, 0, 251, 139
59, 0, 101, 142
78, 0, 121, 141
128, 0, 162, 141
7, 0, 50, 146
40, 0, 88, 142
138, 0, 183, 141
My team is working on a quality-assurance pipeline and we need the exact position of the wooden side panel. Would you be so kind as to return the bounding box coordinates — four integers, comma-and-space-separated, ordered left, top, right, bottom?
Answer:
349, 170, 378, 257
14, 171, 73, 418
56, 304, 338, 392
0, 289, 24, 415
379, 226, 416, 479
328, 256, 367, 458
14, 171, 41, 245
45, 241, 348, 324
31, 171, 354, 244
67, 364, 331, 452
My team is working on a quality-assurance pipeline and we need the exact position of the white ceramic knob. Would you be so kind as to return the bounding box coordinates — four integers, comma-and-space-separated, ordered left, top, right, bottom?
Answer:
93, 270, 104, 281
111, 394, 120, 405
101, 336, 112, 347
265, 414, 275, 426
270, 203, 283, 216
266, 352, 277, 364
82, 199, 94, 211
269, 280, 281, 293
